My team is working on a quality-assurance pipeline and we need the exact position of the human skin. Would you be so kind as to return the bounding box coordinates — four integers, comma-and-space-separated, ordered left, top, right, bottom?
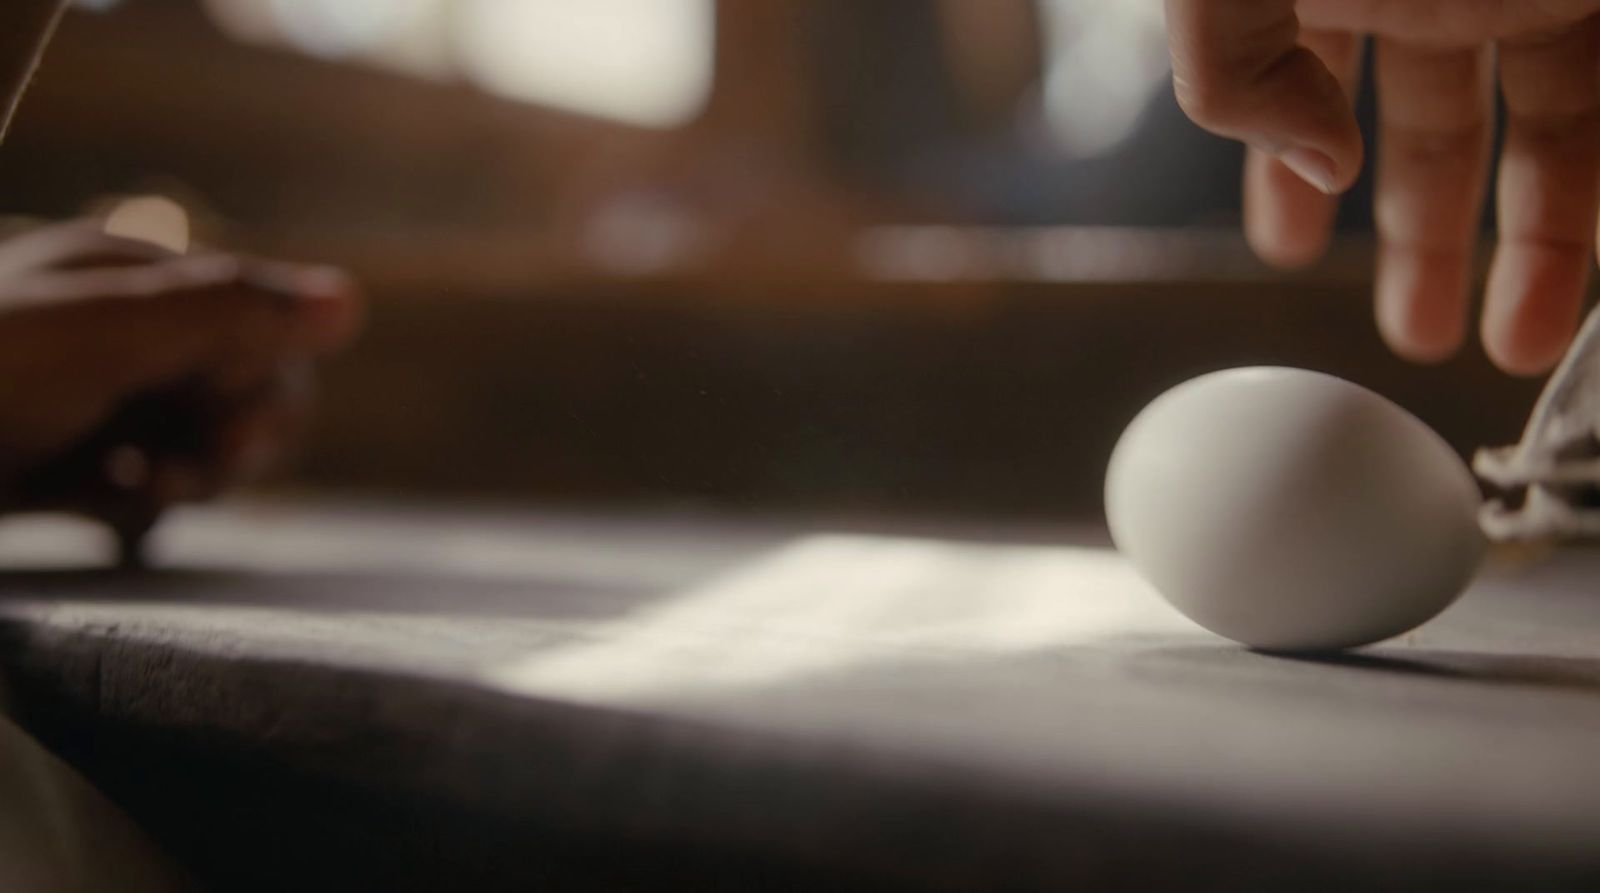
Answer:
0, 0, 363, 517
0, 7, 346, 887
1166, 0, 1600, 375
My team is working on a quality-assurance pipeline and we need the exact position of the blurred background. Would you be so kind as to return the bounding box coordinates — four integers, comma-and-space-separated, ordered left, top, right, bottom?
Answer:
2, 0, 1547, 521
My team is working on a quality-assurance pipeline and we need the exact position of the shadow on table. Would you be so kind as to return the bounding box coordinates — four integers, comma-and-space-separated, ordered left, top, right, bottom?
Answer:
1281, 649, 1600, 695
1146, 642, 1600, 698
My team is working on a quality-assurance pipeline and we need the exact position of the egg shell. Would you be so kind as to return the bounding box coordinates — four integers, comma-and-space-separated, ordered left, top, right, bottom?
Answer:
1105, 367, 1486, 653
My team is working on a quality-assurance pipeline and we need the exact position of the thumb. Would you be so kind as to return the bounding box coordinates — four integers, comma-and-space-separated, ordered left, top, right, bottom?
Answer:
1165, 0, 1363, 194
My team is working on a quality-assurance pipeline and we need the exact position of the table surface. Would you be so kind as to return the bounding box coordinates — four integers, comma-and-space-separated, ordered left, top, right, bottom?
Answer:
0, 502, 1596, 890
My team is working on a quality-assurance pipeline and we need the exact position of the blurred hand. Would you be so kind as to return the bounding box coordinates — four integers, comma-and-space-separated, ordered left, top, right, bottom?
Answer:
0, 219, 361, 527
1165, 0, 1600, 374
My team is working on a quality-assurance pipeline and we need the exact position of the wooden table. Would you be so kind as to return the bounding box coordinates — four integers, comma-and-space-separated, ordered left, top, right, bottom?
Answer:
0, 502, 1595, 891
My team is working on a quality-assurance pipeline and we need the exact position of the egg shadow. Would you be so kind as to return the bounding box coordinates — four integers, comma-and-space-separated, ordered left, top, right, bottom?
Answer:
1253, 649, 1472, 679
1271, 649, 1600, 695
1130, 640, 1600, 699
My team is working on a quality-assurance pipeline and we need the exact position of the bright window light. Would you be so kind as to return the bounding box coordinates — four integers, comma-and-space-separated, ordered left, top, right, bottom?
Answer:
453, 0, 715, 128
205, 0, 434, 59
1037, 0, 1169, 159
270, 0, 434, 59
489, 535, 1188, 704
201, 0, 716, 128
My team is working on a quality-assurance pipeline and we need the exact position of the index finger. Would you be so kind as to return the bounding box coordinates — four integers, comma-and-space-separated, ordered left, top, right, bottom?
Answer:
1243, 29, 1364, 269
1166, 0, 1364, 193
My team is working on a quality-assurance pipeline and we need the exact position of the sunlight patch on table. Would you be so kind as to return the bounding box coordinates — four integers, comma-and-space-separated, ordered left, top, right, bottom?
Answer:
488, 534, 1187, 705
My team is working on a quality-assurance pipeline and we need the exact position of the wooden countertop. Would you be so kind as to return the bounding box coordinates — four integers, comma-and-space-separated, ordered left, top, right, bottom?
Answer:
0, 502, 1594, 890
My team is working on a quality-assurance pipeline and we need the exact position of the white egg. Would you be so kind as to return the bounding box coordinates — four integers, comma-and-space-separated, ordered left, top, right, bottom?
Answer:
1105, 367, 1485, 653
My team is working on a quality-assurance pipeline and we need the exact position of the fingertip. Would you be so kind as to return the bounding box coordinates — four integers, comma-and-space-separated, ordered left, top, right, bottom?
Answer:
1482, 330, 1565, 378
1277, 147, 1342, 196
1378, 315, 1464, 366
1246, 217, 1327, 271
1247, 226, 1326, 270
1481, 319, 1570, 377
1264, 47, 1366, 195
219, 258, 365, 349
1330, 132, 1365, 194
1482, 245, 1586, 377
293, 286, 364, 351
1374, 247, 1469, 365
239, 259, 360, 301
1274, 128, 1363, 196
1244, 152, 1337, 269
271, 266, 363, 350
296, 265, 361, 301
1378, 313, 1463, 366
1309, 82, 1366, 195
1168, 10, 1365, 193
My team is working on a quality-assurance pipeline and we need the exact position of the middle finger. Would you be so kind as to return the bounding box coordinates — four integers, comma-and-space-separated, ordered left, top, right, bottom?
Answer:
1372, 39, 1495, 362
1482, 17, 1600, 374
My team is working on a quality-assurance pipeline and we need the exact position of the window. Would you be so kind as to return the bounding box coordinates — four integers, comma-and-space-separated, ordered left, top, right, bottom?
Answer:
1036, 0, 1168, 158
200, 0, 716, 128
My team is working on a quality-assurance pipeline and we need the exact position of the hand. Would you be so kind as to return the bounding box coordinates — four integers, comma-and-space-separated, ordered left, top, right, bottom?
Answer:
0, 219, 362, 526
1165, 0, 1600, 374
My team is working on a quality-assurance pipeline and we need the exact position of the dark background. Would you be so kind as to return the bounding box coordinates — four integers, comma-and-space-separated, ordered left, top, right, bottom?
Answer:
0, 0, 1546, 520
